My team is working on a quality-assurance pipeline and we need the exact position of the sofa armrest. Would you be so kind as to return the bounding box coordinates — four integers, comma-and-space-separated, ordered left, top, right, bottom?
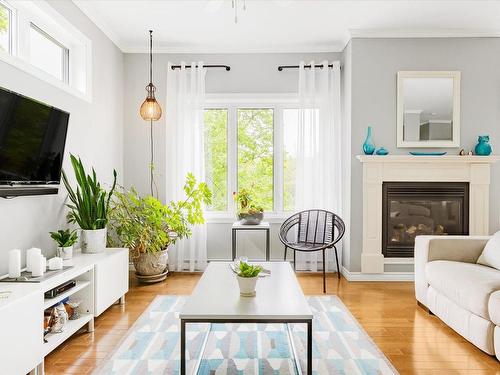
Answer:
414, 235, 490, 307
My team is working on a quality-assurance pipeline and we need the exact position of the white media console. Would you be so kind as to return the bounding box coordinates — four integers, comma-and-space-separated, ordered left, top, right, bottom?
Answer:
0, 248, 129, 375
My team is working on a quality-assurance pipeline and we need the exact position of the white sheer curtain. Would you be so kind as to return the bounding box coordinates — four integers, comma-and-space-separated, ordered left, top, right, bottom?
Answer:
165, 62, 207, 272
295, 60, 342, 272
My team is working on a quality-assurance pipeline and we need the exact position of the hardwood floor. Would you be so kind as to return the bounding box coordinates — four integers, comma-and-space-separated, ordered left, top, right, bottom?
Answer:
45, 272, 500, 375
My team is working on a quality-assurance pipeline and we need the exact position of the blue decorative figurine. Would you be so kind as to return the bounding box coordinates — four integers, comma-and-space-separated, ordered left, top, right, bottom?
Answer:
363, 126, 376, 155
475, 135, 492, 156
375, 147, 389, 155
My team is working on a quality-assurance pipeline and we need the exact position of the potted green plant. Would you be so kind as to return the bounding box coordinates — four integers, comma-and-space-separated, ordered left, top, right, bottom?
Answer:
49, 229, 78, 260
233, 189, 264, 225
62, 154, 117, 254
236, 261, 262, 296
108, 173, 211, 282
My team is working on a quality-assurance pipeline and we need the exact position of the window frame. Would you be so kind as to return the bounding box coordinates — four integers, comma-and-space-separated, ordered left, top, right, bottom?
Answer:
29, 22, 69, 83
0, 1, 15, 54
0, 0, 92, 101
204, 93, 299, 223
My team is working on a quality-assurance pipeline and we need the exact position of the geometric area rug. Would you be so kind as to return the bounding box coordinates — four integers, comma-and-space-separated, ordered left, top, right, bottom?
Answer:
95, 296, 398, 374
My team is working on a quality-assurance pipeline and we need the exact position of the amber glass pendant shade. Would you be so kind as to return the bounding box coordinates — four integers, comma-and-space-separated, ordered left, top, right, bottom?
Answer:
140, 30, 162, 121
140, 84, 162, 121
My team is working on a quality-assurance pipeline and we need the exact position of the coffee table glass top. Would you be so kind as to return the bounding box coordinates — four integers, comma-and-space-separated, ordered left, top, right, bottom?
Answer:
180, 262, 312, 320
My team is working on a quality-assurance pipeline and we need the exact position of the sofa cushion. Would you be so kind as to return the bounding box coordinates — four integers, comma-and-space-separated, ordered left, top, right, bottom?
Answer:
489, 291, 500, 326
477, 231, 500, 270
425, 260, 500, 320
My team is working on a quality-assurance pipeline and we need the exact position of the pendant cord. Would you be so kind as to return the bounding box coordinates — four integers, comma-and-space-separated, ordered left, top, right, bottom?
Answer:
150, 119, 154, 197
149, 30, 153, 84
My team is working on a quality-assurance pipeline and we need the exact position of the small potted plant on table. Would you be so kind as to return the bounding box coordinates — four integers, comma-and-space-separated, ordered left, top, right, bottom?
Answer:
233, 189, 264, 225
49, 229, 78, 260
236, 261, 262, 297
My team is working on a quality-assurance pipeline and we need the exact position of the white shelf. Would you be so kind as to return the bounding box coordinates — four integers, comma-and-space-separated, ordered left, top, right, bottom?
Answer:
43, 313, 93, 356
43, 280, 91, 309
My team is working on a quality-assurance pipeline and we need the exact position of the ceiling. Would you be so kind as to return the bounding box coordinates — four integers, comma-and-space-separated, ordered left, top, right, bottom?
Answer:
73, 0, 500, 53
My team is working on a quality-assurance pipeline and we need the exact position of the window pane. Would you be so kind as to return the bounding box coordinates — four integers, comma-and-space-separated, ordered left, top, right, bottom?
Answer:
0, 4, 10, 53
283, 109, 298, 211
204, 109, 228, 211
237, 108, 273, 211
29, 24, 68, 82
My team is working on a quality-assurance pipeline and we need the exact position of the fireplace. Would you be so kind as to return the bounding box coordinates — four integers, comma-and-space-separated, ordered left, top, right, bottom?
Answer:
382, 182, 469, 258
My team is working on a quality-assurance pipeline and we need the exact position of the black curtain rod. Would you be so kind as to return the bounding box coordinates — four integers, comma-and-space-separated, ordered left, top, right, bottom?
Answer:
170, 64, 231, 71
278, 64, 340, 71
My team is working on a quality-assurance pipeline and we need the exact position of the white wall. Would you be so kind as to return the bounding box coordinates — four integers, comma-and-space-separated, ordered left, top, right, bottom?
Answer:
0, 0, 124, 274
123, 52, 342, 262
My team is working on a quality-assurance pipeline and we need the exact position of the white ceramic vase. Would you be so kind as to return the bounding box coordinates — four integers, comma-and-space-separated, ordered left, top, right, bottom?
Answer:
81, 228, 107, 254
57, 245, 73, 260
237, 275, 258, 297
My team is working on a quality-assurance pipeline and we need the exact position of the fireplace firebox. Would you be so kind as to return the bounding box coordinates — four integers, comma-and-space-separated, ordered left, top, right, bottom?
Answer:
382, 182, 469, 258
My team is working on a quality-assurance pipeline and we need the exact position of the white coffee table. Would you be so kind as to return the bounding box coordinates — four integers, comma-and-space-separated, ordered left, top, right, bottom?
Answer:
179, 262, 313, 374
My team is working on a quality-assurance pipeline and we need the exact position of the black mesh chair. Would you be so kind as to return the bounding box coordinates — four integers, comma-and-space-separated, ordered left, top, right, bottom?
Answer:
279, 209, 345, 293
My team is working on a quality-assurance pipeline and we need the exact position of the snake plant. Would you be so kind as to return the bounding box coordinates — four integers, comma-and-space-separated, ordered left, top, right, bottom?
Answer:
62, 154, 117, 230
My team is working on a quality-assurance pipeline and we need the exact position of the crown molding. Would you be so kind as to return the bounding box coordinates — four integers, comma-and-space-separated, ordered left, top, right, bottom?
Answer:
119, 43, 344, 54
349, 28, 500, 39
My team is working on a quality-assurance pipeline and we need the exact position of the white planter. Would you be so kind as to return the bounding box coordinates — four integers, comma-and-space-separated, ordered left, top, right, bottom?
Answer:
236, 275, 258, 297
81, 228, 107, 254
57, 245, 73, 260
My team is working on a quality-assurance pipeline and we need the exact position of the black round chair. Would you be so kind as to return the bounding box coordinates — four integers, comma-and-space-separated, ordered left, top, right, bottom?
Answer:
279, 209, 345, 293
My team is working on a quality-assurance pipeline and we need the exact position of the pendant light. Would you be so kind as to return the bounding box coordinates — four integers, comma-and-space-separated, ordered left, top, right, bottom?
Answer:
140, 30, 162, 121
139, 30, 161, 197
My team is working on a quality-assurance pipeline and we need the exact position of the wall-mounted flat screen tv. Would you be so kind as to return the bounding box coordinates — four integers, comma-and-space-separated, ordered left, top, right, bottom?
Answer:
0, 87, 69, 196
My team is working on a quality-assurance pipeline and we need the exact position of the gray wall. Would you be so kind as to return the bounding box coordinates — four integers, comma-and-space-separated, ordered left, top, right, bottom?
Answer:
123, 52, 342, 262
347, 38, 500, 272
0, 1, 124, 274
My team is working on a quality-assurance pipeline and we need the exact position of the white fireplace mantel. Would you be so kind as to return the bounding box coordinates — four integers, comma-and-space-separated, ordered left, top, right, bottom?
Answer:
357, 155, 500, 274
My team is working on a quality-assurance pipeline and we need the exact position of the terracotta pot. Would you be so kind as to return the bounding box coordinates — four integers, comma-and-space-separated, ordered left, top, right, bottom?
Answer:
133, 249, 168, 277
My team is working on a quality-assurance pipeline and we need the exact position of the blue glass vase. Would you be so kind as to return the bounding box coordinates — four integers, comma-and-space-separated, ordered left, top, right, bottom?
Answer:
475, 135, 492, 156
363, 126, 376, 155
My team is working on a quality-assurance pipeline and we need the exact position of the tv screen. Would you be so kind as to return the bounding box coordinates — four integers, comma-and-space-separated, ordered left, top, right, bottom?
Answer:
0, 87, 69, 185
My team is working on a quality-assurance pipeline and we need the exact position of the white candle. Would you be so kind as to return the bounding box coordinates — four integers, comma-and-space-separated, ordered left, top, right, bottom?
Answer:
26, 248, 41, 272
48, 257, 63, 271
31, 254, 44, 277
41, 256, 47, 272
8, 249, 21, 278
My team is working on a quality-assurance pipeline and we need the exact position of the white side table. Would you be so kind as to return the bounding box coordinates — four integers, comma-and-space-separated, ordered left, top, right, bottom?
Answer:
231, 221, 270, 261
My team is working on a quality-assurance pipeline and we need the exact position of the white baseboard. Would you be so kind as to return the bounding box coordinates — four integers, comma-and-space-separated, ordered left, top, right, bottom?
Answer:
341, 266, 414, 282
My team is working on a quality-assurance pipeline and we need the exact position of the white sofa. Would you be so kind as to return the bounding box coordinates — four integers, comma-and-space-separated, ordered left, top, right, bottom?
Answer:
415, 235, 500, 360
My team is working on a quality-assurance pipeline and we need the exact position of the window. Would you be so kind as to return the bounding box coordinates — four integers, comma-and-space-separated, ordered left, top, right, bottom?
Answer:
0, 2, 12, 53
0, 1, 91, 100
203, 96, 299, 216
283, 109, 298, 211
237, 108, 274, 211
29, 23, 69, 82
204, 109, 228, 211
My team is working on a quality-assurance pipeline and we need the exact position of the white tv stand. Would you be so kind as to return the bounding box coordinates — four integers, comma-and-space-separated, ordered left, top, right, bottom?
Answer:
0, 248, 129, 375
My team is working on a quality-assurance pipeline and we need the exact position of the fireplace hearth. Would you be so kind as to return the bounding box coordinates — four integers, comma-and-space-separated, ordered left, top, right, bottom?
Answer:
382, 182, 469, 257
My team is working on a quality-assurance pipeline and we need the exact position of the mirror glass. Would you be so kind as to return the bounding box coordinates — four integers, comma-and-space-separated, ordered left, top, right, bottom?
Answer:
397, 72, 460, 148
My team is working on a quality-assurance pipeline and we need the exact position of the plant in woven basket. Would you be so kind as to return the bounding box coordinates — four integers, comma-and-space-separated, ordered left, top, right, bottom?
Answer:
108, 173, 211, 277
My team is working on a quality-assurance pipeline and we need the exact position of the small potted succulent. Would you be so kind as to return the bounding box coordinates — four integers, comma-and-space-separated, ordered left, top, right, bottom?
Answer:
49, 229, 78, 260
236, 261, 262, 296
233, 189, 264, 225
